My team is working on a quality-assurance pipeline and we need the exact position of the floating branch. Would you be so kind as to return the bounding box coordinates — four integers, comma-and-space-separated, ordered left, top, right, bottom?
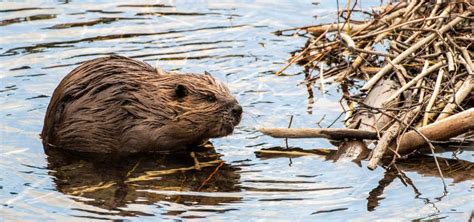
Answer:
259, 128, 378, 140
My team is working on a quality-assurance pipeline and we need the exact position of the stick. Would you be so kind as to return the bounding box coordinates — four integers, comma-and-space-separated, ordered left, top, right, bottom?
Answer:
275, 29, 329, 76
307, 22, 369, 35
459, 55, 473, 75
259, 109, 473, 159
446, 52, 455, 72
255, 149, 322, 157
367, 107, 420, 170
384, 60, 445, 104
197, 161, 224, 191
258, 128, 378, 140
353, 15, 447, 41
423, 68, 444, 126
436, 77, 473, 121
461, 47, 474, 72
361, 9, 471, 92
387, 108, 474, 156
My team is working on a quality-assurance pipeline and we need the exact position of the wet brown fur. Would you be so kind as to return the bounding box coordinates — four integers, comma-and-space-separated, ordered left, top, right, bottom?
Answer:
41, 55, 242, 155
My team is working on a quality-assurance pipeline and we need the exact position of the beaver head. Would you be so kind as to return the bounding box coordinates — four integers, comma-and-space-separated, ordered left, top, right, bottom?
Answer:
41, 56, 242, 154
152, 72, 242, 140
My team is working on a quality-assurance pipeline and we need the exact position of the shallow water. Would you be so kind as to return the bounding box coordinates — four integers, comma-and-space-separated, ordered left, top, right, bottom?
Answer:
0, 0, 473, 221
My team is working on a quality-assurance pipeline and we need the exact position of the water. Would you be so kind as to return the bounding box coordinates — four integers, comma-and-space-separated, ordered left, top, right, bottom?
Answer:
1, 0, 473, 221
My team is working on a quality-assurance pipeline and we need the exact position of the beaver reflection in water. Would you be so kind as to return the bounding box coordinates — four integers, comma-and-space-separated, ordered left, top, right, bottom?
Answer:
41, 55, 242, 155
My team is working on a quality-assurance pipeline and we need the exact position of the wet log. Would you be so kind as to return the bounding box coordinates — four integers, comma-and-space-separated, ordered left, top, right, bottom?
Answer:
259, 109, 473, 158
258, 128, 378, 140
387, 108, 474, 156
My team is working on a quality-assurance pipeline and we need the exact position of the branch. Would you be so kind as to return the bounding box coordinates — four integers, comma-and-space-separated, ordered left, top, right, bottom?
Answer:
258, 128, 378, 140
387, 108, 474, 156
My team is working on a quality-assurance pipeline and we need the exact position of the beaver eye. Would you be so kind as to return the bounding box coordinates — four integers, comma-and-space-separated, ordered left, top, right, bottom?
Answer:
206, 95, 216, 102
175, 84, 187, 99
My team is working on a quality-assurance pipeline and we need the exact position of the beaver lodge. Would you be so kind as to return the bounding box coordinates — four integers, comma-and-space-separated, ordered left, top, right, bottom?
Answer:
258, 1, 473, 172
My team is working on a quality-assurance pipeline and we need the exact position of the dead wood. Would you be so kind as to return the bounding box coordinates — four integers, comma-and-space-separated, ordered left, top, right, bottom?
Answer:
387, 108, 474, 156
271, 1, 473, 166
258, 128, 378, 140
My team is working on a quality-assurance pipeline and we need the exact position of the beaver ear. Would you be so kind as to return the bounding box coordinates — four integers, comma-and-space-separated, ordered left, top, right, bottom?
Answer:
175, 84, 187, 98
204, 71, 212, 76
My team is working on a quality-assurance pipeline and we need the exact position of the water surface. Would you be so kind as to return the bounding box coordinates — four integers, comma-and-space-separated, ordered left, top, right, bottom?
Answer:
1, 0, 473, 221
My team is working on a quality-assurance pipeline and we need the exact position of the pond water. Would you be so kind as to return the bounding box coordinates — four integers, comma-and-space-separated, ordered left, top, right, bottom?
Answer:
1, 0, 473, 221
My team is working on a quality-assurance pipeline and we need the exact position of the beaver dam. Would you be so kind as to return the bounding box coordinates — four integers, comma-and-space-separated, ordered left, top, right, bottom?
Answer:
259, 1, 473, 172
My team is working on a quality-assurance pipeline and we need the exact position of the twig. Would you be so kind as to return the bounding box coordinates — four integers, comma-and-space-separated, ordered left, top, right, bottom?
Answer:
275, 29, 329, 76
197, 161, 225, 191
404, 124, 448, 192
367, 107, 420, 170
423, 68, 445, 126
361, 8, 471, 92
436, 76, 473, 121
384, 61, 446, 104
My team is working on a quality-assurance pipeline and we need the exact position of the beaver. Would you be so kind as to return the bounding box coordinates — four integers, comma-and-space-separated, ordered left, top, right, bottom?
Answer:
41, 55, 242, 155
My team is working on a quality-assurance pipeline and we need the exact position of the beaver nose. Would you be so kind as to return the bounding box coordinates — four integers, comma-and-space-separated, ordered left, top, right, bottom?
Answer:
231, 104, 243, 117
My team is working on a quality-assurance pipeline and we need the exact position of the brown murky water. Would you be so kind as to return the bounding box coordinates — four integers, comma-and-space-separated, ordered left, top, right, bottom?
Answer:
1, 0, 473, 221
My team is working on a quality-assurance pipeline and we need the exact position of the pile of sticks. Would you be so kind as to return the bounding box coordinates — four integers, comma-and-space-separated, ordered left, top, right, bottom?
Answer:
266, 1, 473, 169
